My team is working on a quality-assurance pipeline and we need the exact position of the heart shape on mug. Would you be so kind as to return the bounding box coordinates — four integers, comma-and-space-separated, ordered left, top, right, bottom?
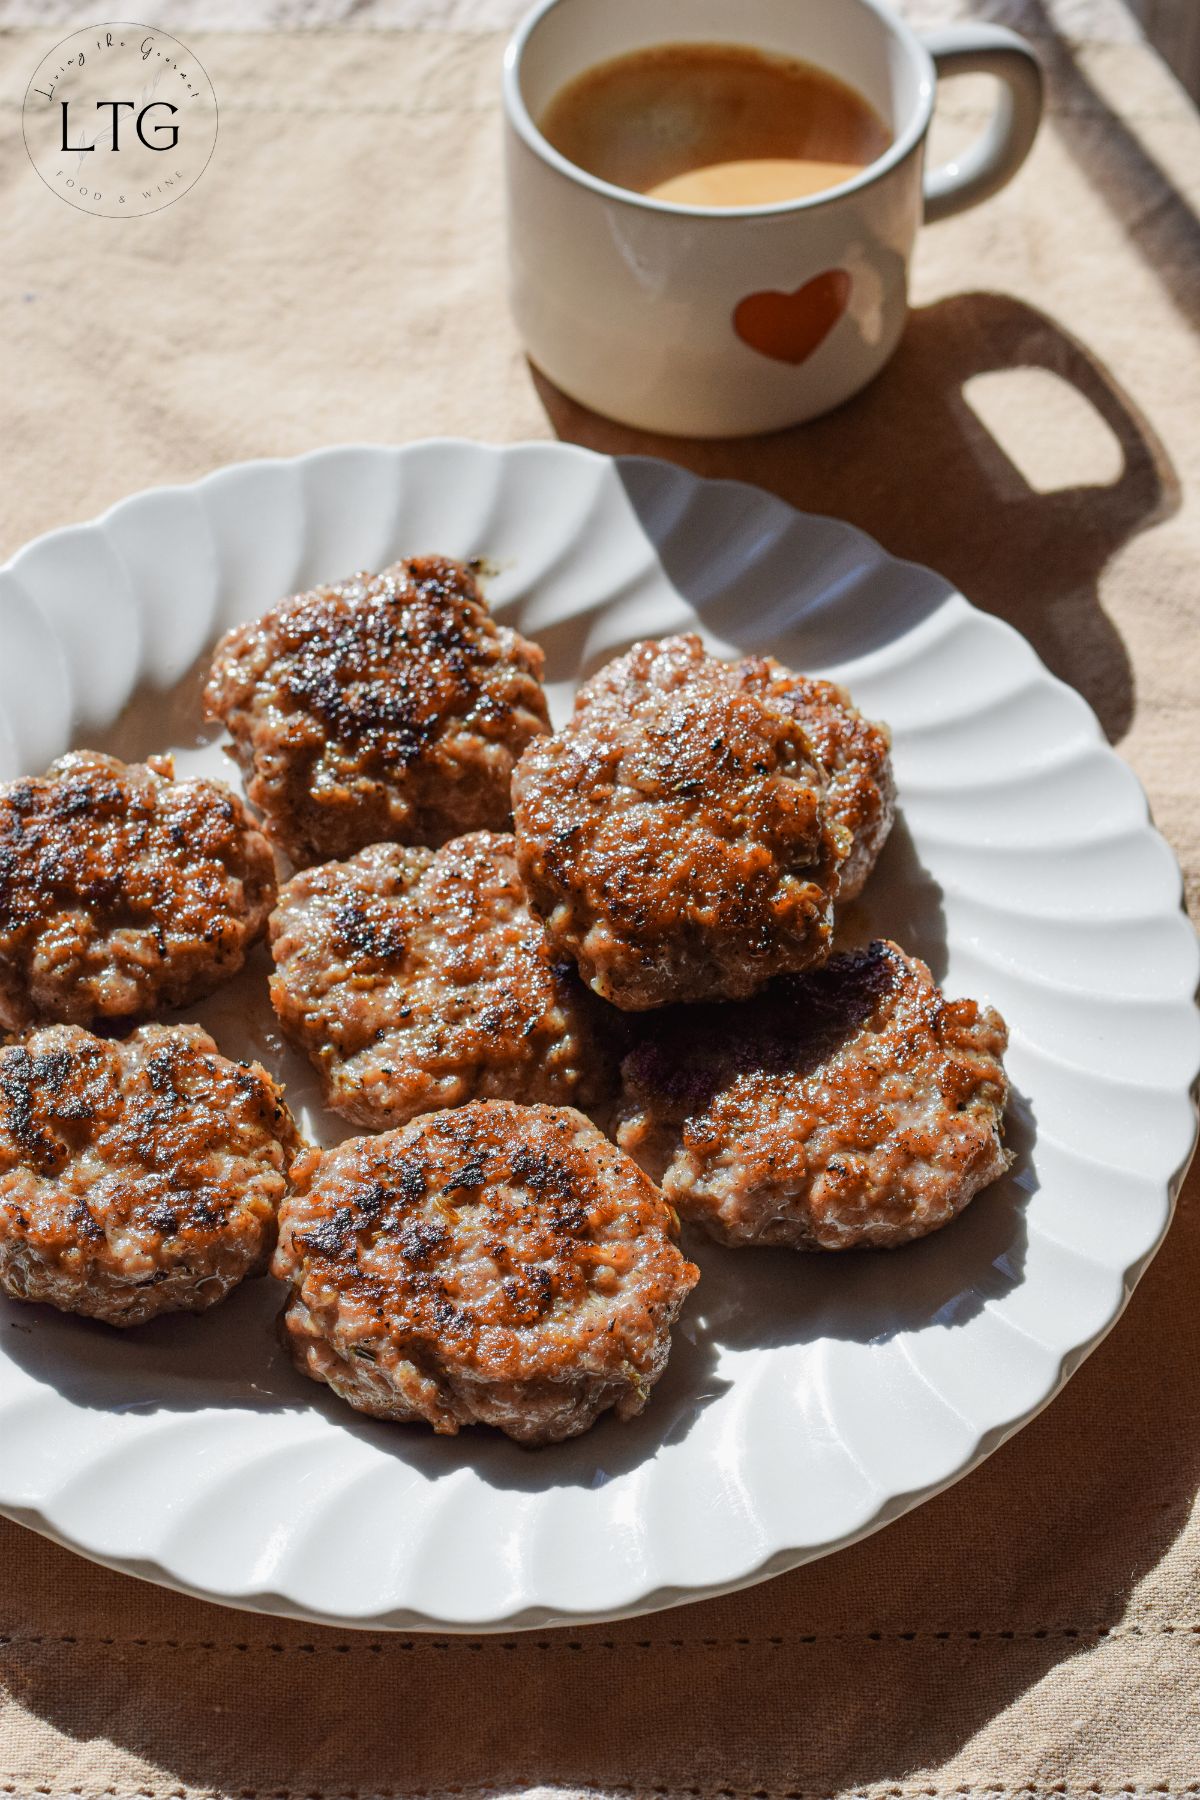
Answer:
733, 270, 852, 365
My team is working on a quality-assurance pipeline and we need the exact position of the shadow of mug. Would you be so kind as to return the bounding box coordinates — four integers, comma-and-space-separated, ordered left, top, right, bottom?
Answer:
532, 289, 1180, 744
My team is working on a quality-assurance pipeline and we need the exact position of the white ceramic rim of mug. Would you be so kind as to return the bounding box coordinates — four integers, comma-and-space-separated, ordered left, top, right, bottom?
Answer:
502, 0, 937, 219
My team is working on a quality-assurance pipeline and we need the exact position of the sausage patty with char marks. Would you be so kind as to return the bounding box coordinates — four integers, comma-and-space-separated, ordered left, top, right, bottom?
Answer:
512, 635, 848, 1011
274, 1099, 699, 1445
0, 1023, 299, 1326
205, 556, 551, 868
734, 659, 895, 902
616, 940, 1009, 1250
0, 751, 275, 1032
269, 832, 618, 1132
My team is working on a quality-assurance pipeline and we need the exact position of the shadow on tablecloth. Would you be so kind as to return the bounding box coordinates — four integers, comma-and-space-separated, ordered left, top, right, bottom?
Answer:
533, 290, 1180, 747
1024, 0, 1200, 340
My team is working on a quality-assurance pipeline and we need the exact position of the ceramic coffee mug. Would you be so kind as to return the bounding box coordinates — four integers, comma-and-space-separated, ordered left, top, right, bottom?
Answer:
504, 0, 1043, 436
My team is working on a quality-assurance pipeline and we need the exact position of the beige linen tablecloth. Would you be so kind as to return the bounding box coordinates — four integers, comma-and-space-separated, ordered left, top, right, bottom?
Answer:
1, 2, 1199, 1794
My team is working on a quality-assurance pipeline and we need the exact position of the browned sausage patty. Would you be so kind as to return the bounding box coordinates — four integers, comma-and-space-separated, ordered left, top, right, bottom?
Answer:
274, 1100, 699, 1445
0, 751, 276, 1032
269, 832, 618, 1132
0, 1024, 298, 1326
512, 635, 847, 1011
205, 556, 551, 868
734, 660, 894, 902
616, 940, 1009, 1250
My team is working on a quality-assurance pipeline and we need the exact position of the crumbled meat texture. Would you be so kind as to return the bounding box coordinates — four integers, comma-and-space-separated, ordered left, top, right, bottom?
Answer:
734, 659, 894, 901
511, 635, 848, 1010
269, 832, 620, 1131
616, 939, 1009, 1249
273, 1099, 699, 1444
204, 556, 551, 867
0, 751, 276, 1032
0, 1023, 299, 1325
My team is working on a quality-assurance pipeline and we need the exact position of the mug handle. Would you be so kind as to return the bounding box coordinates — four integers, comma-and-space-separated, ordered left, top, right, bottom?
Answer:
920, 24, 1044, 223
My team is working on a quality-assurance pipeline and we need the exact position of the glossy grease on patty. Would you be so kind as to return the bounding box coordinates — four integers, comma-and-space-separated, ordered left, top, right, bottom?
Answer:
274, 1099, 699, 1444
0, 1023, 298, 1326
0, 751, 275, 1032
734, 659, 894, 901
205, 556, 550, 867
617, 940, 1009, 1249
512, 635, 848, 1010
269, 832, 618, 1130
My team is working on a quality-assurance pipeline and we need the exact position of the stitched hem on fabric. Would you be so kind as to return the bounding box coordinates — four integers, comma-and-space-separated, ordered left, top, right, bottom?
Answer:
1, 1624, 1198, 1654
3, 1784, 1200, 1799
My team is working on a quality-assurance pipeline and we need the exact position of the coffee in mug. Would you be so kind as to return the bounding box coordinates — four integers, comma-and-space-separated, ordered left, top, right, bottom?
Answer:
539, 42, 892, 209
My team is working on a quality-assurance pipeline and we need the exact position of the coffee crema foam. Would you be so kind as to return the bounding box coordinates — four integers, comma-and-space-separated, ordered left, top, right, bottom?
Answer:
540, 41, 891, 209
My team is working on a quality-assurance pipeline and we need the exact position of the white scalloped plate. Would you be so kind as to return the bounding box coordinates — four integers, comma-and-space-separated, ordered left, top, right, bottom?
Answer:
0, 441, 1196, 1632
